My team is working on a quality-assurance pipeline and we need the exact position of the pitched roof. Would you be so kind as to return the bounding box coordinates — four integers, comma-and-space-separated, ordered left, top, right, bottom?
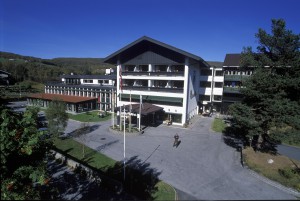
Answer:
223, 54, 241, 67
103, 36, 209, 67
207, 61, 223, 68
28, 93, 97, 103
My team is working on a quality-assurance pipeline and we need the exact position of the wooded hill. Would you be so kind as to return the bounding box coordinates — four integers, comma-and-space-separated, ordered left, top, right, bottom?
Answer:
0, 51, 115, 84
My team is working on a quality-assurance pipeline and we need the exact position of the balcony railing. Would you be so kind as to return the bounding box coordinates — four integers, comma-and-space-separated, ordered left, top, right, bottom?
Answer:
222, 96, 244, 102
223, 87, 241, 93
122, 86, 183, 93
224, 74, 250, 81
122, 71, 184, 76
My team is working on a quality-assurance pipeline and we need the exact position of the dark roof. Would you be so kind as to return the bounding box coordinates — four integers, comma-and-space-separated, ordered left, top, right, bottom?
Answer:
60, 74, 117, 79
45, 82, 116, 90
207, 61, 223, 68
28, 93, 97, 103
223, 54, 241, 67
103, 36, 210, 67
118, 102, 164, 115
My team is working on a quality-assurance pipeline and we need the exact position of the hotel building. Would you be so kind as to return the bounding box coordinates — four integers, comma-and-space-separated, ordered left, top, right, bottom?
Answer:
103, 36, 218, 126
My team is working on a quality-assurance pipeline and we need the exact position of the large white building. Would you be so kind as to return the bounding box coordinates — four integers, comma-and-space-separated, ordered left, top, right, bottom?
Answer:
103, 36, 217, 126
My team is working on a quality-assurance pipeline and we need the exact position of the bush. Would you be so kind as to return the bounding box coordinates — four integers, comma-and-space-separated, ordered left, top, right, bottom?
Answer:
278, 168, 295, 179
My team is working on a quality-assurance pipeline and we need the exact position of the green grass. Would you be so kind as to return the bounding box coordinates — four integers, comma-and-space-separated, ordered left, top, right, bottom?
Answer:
53, 137, 175, 200
244, 147, 300, 192
211, 118, 227, 133
53, 137, 115, 171
68, 111, 112, 122
152, 181, 176, 200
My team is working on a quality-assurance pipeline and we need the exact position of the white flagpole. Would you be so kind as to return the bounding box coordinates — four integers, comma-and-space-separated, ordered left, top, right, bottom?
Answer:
112, 89, 114, 129
123, 104, 126, 181
139, 94, 142, 131
129, 90, 132, 132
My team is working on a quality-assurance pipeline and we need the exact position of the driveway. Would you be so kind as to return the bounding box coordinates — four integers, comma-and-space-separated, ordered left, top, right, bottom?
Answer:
64, 116, 299, 200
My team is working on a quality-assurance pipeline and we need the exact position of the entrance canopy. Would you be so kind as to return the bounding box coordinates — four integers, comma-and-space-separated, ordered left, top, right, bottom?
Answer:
116, 102, 163, 115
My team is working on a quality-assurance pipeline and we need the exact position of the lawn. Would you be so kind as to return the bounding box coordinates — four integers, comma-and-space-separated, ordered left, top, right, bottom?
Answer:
68, 111, 112, 122
243, 147, 300, 191
211, 118, 227, 133
53, 137, 175, 200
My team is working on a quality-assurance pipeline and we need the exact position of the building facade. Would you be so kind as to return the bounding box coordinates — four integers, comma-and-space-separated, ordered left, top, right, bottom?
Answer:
103, 36, 213, 126
28, 72, 117, 113
221, 54, 254, 113
199, 61, 224, 114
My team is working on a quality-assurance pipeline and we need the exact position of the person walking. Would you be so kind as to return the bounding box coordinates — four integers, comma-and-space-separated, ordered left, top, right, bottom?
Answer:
173, 133, 179, 147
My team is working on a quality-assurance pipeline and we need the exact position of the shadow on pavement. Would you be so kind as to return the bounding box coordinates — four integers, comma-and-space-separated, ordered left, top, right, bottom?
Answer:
104, 155, 162, 200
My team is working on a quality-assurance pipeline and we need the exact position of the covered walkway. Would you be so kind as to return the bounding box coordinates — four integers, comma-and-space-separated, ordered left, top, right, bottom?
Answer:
116, 102, 164, 127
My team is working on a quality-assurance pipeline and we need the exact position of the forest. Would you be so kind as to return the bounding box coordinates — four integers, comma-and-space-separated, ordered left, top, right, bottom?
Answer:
0, 51, 115, 84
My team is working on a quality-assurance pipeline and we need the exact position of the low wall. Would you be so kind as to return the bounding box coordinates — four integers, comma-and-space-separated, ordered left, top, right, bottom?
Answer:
50, 149, 123, 194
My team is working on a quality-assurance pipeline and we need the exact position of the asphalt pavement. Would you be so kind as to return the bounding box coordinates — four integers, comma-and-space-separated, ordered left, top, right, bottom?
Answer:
276, 144, 300, 161
64, 115, 300, 200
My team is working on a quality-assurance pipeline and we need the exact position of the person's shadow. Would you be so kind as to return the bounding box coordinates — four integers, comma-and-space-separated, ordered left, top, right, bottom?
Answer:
175, 140, 181, 148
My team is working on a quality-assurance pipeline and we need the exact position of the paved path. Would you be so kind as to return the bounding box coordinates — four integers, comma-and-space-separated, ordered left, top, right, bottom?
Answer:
277, 144, 300, 161
64, 116, 299, 200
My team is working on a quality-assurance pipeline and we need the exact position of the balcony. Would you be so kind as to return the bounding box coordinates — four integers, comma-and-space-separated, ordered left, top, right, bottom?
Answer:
223, 87, 241, 94
224, 74, 250, 81
122, 71, 184, 77
222, 96, 244, 102
122, 86, 183, 93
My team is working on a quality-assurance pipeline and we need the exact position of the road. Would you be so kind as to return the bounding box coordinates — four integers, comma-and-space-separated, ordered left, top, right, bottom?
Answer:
277, 144, 300, 161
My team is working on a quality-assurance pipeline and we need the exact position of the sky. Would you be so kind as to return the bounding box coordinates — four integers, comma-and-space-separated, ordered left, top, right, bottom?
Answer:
0, 0, 299, 62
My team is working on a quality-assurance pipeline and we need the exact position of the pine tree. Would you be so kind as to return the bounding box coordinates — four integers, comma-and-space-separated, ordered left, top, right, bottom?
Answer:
229, 19, 300, 149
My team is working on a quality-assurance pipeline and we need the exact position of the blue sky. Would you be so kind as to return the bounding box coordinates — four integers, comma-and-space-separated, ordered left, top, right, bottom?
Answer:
1, 0, 299, 61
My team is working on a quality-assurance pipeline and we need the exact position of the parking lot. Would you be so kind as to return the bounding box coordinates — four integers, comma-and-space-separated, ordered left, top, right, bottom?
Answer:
65, 115, 298, 200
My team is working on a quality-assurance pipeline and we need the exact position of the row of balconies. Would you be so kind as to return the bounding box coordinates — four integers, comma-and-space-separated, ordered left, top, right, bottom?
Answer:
224, 74, 250, 81
122, 86, 183, 93
122, 71, 184, 77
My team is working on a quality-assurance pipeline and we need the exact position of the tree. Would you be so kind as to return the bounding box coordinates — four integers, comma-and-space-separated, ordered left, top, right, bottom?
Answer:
0, 106, 51, 200
229, 19, 300, 148
45, 99, 69, 138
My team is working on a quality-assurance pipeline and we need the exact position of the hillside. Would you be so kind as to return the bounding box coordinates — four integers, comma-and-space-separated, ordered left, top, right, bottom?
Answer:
0, 51, 116, 84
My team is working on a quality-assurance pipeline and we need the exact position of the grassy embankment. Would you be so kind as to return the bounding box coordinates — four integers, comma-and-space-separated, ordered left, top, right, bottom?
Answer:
53, 137, 175, 200
243, 147, 300, 192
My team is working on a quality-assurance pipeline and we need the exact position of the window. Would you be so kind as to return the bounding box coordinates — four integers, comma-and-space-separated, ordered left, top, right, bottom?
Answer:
199, 81, 211, 88
213, 95, 222, 101
215, 70, 223, 76
199, 95, 211, 101
83, 79, 93, 83
214, 82, 223, 88
201, 69, 212, 76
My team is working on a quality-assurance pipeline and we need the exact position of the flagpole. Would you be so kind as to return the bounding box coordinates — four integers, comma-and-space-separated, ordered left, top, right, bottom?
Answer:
129, 90, 132, 132
119, 93, 122, 131
112, 89, 114, 129
123, 104, 126, 181
139, 94, 142, 131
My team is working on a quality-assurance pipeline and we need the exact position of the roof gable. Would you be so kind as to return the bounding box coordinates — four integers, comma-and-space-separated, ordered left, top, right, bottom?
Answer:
223, 54, 241, 67
103, 36, 209, 67
124, 51, 179, 65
